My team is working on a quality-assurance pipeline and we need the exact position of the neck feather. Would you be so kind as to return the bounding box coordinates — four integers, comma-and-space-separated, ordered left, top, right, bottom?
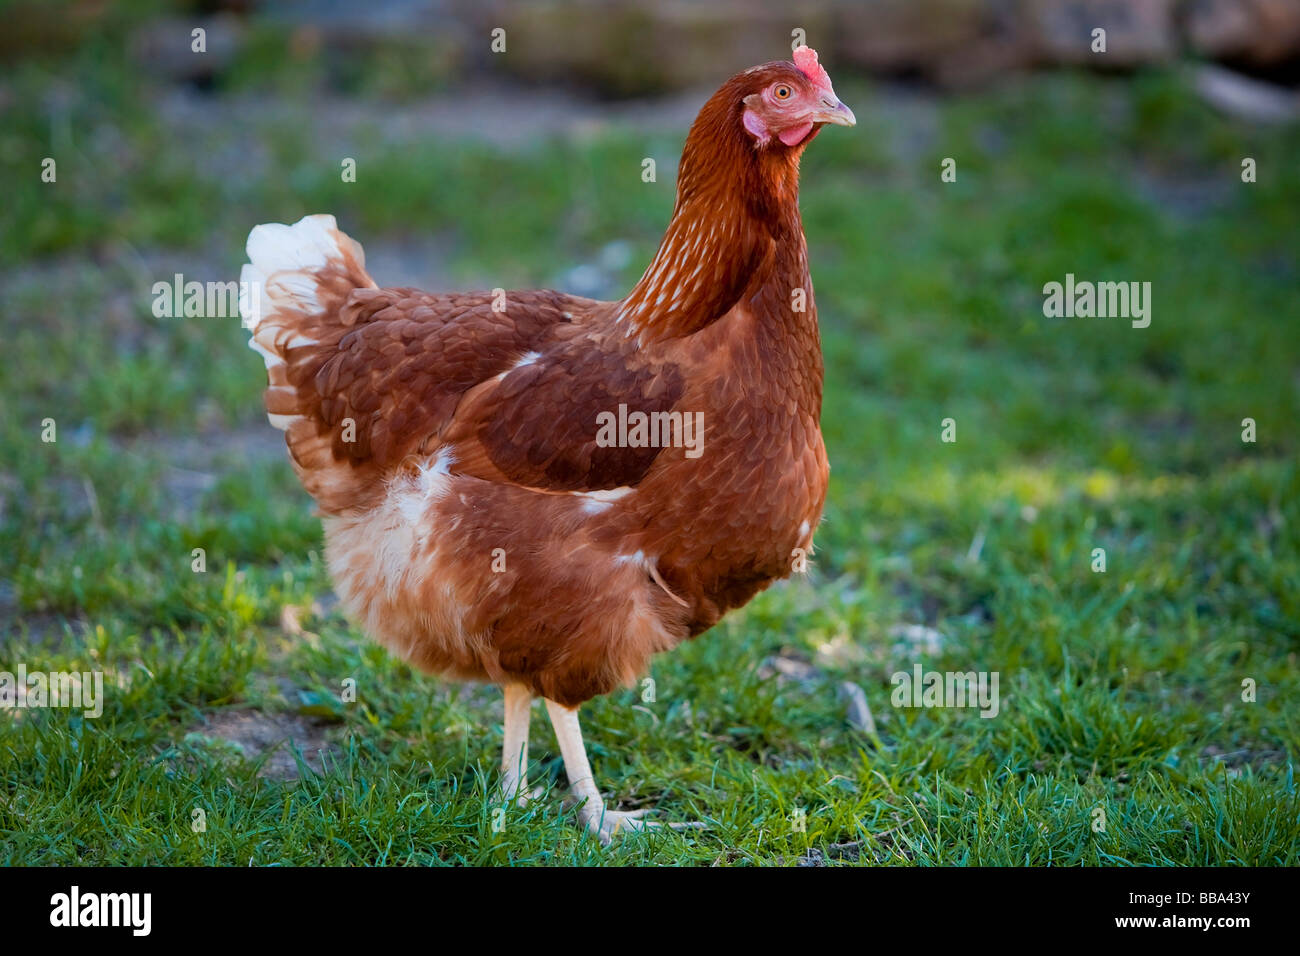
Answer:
618, 85, 809, 341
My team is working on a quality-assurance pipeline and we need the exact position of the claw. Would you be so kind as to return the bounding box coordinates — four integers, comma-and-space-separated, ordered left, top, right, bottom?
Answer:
579, 805, 706, 846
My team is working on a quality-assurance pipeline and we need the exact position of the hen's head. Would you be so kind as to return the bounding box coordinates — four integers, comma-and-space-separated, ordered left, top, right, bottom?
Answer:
736, 46, 855, 150
672, 47, 855, 230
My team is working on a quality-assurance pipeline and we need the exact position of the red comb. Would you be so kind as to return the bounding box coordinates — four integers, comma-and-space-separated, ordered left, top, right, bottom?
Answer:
793, 45, 833, 94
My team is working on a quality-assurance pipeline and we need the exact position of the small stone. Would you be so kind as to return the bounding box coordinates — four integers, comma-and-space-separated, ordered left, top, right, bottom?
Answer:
839, 681, 877, 734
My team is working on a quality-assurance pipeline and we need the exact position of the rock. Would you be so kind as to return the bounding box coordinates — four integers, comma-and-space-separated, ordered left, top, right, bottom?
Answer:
1024, 0, 1177, 66
471, 0, 798, 96
839, 681, 877, 734
1184, 0, 1300, 67
475, 0, 1012, 93
1193, 64, 1300, 122
888, 623, 945, 657
834, 0, 1027, 84
1184, 0, 1258, 58
758, 653, 822, 685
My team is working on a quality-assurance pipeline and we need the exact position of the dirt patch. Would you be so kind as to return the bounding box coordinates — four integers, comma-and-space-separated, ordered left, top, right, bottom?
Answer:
1200, 744, 1287, 774
192, 709, 339, 782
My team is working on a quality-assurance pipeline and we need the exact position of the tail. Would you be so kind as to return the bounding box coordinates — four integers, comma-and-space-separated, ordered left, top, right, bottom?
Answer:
238, 214, 379, 511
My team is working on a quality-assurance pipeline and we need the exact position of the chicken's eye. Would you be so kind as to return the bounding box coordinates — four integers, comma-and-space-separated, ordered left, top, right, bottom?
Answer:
774, 85, 792, 100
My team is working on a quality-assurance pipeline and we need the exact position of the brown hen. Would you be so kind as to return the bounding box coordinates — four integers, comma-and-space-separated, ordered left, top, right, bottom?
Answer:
238, 46, 854, 842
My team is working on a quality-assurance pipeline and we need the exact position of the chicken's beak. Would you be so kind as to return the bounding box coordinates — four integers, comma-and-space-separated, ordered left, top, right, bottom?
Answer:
813, 94, 856, 128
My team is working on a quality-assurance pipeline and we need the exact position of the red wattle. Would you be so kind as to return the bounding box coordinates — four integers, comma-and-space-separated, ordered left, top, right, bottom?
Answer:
779, 122, 813, 147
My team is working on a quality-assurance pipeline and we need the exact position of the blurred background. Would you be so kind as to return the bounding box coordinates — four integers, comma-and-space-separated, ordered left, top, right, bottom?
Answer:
0, 1, 1297, 865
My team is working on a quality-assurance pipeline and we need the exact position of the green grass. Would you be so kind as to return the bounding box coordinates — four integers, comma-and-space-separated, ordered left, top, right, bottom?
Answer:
1, 31, 1298, 864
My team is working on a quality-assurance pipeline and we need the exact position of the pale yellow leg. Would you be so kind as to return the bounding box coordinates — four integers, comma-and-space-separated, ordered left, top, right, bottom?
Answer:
499, 683, 534, 804
543, 698, 704, 845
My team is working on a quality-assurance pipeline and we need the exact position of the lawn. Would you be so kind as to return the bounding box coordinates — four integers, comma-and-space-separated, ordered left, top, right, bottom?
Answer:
1, 23, 1298, 865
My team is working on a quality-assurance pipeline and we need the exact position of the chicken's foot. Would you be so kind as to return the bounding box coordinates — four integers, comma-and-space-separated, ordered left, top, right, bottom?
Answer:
544, 698, 704, 845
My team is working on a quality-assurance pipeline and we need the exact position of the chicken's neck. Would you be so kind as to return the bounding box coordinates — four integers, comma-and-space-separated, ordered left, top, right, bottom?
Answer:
617, 108, 815, 348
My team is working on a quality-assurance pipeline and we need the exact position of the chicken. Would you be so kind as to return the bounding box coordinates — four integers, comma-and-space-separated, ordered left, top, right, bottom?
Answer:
238, 46, 854, 843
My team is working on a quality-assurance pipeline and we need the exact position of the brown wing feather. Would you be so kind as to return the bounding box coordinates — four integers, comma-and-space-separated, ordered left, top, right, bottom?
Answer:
442, 333, 688, 493
275, 288, 588, 513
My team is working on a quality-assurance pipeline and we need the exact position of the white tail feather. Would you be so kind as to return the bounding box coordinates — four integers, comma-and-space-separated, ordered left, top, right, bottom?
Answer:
238, 213, 357, 331
238, 213, 370, 430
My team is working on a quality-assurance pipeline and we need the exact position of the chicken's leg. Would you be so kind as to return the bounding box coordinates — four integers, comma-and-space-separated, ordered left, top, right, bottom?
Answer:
543, 698, 703, 845
499, 683, 539, 805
